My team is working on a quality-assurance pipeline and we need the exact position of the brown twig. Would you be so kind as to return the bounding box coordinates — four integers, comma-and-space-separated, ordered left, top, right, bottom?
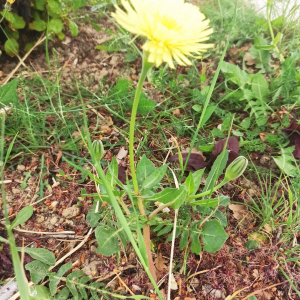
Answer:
240, 280, 288, 300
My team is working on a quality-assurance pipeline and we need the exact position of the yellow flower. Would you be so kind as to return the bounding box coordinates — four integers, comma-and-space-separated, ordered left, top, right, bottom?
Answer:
112, 0, 213, 68
6, 0, 15, 4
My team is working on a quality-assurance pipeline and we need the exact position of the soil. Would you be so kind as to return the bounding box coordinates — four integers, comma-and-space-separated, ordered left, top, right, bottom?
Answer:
0, 6, 299, 300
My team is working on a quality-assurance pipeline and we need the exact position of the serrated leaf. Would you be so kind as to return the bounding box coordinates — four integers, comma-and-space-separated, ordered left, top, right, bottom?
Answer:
157, 225, 173, 236
53, 287, 70, 300
221, 61, 248, 87
95, 226, 120, 256
78, 276, 90, 299
141, 164, 167, 190
35, 0, 47, 10
202, 220, 228, 253
49, 262, 72, 296
19, 247, 55, 266
66, 270, 83, 300
68, 19, 79, 36
11, 206, 33, 229
25, 260, 49, 284
48, 18, 64, 34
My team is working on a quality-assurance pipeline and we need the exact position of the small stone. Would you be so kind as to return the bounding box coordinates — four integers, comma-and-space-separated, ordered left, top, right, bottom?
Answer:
50, 216, 58, 225
17, 165, 25, 171
62, 205, 80, 219
90, 245, 97, 253
36, 215, 45, 224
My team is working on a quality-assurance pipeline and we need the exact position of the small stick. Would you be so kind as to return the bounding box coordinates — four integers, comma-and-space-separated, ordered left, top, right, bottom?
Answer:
13, 228, 75, 235
186, 265, 222, 281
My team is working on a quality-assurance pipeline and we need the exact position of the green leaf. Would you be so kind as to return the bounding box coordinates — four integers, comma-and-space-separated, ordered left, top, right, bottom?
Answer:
199, 105, 216, 128
185, 173, 194, 195
137, 93, 156, 114
68, 19, 79, 36
179, 230, 189, 250
47, 0, 62, 14
49, 262, 72, 296
149, 186, 187, 209
124, 52, 139, 63
29, 19, 47, 31
48, 18, 64, 34
66, 270, 83, 300
78, 276, 90, 299
30, 285, 50, 300
53, 287, 70, 300
0, 236, 9, 243
2, 11, 25, 29
95, 226, 120, 256
19, 247, 55, 266
25, 260, 49, 284
106, 156, 118, 189
190, 221, 201, 254
189, 195, 229, 208
136, 155, 156, 187
35, 0, 47, 10
202, 220, 228, 253
204, 150, 228, 192
11, 206, 33, 229
72, 0, 88, 10
0, 79, 18, 107
221, 61, 248, 87
191, 169, 205, 196
5, 38, 19, 56
251, 73, 269, 100
272, 146, 297, 177
141, 164, 168, 190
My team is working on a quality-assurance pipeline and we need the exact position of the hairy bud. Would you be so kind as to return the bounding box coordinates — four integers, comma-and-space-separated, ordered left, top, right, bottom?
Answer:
92, 140, 104, 161
224, 156, 248, 182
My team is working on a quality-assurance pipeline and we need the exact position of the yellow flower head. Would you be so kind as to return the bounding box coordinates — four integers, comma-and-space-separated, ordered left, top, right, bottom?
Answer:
112, 0, 213, 68
6, 0, 15, 4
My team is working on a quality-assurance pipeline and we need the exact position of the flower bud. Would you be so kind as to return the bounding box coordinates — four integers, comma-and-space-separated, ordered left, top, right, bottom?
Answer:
92, 140, 104, 161
224, 156, 248, 182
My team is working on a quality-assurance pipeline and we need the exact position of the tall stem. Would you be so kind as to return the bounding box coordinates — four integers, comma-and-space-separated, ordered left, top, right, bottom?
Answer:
129, 55, 153, 198
128, 55, 157, 281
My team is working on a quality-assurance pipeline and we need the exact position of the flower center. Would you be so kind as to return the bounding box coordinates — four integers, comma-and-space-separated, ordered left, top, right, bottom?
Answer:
159, 15, 180, 30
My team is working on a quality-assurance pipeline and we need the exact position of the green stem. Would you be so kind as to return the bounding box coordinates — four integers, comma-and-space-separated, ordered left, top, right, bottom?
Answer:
94, 161, 162, 299
188, 180, 227, 200
266, 4, 285, 62
0, 113, 30, 300
129, 55, 153, 196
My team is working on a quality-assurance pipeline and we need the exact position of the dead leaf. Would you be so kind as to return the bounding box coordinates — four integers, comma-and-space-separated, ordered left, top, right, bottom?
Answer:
211, 137, 240, 165
257, 290, 273, 300
100, 125, 112, 134
116, 147, 128, 164
264, 223, 272, 233
244, 52, 256, 66
252, 269, 259, 278
55, 151, 63, 165
172, 108, 180, 117
154, 253, 167, 272
72, 131, 81, 139
228, 203, 247, 220
259, 132, 266, 142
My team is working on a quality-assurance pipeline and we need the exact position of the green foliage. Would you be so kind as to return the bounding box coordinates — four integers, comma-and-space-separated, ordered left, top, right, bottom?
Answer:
1, 0, 85, 55
273, 146, 298, 177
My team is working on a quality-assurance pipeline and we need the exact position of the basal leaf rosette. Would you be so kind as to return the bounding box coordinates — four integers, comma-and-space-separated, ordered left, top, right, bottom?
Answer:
112, 0, 213, 68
